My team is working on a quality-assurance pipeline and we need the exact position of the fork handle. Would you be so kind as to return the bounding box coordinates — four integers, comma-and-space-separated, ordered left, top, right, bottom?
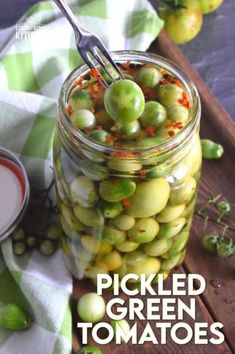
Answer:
53, 0, 86, 40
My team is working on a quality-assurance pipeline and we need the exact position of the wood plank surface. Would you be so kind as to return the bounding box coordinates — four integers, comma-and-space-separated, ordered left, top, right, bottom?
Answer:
72, 31, 235, 353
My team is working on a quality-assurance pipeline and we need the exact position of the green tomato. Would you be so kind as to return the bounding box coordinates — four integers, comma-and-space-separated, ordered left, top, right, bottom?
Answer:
140, 101, 167, 128
117, 120, 141, 140
201, 139, 224, 159
104, 79, 145, 124
71, 109, 96, 130
157, 84, 185, 108
111, 319, 130, 342
167, 104, 189, 123
77, 293, 105, 323
134, 66, 161, 88
217, 239, 234, 259
68, 89, 94, 111
199, 0, 223, 14
159, 0, 203, 45
77, 345, 102, 354
202, 234, 219, 253
88, 129, 111, 144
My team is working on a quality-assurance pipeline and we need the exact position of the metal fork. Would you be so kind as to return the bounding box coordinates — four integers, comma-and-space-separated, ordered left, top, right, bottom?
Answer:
53, 0, 124, 87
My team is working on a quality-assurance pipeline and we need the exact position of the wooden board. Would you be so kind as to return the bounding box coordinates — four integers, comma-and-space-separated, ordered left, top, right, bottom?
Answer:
72, 31, 235, 353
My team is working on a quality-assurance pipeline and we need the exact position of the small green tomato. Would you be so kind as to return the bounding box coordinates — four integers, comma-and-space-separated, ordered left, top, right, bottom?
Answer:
77, 345, 102, 354
104, 79, 145, 124
111, 319, 130, 342
68, 89, 94, 111
167, 104, 189, 124
140, 101, 167, 128
77, 292, 105, 323
201, 139, 224, 159
117, 120, 141, 140
217, 239, 234, 259
88, 129, 110, 144
71, 109, 96, 130
134, 66, 161, 88
202, 234, 219, 253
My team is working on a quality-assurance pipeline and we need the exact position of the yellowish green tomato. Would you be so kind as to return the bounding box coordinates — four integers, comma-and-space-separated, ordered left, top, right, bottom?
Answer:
140, 101, 167, 128
68, 89, 94, 111
160, 0, 203, 45
157, 84, 184, 108
167, 104, 189, 123
88, 129, 110, 144
134, 66, 161, 88
77, 345, 102, 354
111, 319, 130, 342
104, 79, 145, 124
77, 292, 105, 323
117, 121, 141, 140
71, 109, 96, 130
199, 0, 223, 14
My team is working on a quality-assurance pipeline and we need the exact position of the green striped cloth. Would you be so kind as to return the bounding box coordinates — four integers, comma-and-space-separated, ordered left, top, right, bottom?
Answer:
0, 1, 163, 353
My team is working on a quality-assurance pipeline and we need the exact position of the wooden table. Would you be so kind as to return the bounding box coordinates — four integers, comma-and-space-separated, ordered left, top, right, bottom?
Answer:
72, 32, 235, 353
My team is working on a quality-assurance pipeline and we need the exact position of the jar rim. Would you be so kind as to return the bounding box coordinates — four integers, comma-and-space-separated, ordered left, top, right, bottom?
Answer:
59, 50, 201, 158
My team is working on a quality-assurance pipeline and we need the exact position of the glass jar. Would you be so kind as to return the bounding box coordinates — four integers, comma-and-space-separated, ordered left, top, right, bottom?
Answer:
53, 51, 201, 282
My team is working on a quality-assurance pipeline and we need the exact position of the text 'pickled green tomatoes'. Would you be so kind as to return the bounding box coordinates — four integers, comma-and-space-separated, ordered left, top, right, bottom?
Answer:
104, 79, 145, 124
77, 293, 105, 323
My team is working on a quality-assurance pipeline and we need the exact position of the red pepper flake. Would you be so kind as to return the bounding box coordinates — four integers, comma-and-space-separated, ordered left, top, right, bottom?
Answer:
74, 76, 84, 85
159, 68, 166, 75
105, 134, 115, 144
66, 105, 72, 116
121, 60, 131, 70
121, 199, 131, 208
168, 131, 175, 137
146, 125, 155, 137
88, 68, 101, 78
178, 91, 190, 109
138, 170, 146, 179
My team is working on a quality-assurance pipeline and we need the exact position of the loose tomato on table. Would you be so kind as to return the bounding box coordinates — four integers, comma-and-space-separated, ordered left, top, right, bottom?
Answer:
199, 0, 224, 14
159, 0, 203, 44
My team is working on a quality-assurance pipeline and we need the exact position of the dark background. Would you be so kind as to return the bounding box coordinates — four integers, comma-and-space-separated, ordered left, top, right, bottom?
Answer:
1, 0, 234, 120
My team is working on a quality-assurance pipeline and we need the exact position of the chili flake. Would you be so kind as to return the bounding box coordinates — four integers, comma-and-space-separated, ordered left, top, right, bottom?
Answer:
121, 199, 131, 208
146, 125, 155, 137
66, 105, 72, 116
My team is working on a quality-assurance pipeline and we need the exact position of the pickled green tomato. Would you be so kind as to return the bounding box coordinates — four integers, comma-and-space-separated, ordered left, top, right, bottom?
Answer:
167, 104, 189, 123
104, 79, 145, 124
68, 89, 94, 111
140, 101, 167, 128
158, 84, 184, 108
117, 121, 141, 140
88, 129, 110, 144
71, 109, 96, 130
135, 66, 161, 88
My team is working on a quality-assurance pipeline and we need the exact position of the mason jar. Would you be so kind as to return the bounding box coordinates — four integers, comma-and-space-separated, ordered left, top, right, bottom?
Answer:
53, 51, 201, 282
